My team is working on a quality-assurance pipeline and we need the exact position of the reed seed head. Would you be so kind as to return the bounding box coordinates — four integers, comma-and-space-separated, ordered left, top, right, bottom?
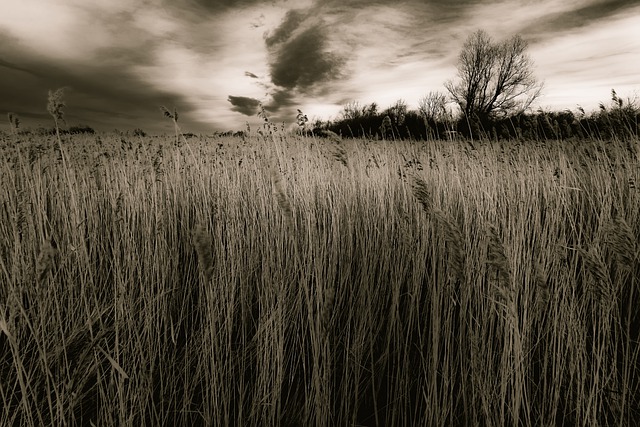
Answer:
192, 223, 214, 281
604, 216, 637, 270
578, 245, 612, 305
37, 238, 58, 284
433, 209, 465, 282
333, 146, 349, 168
487, 225, 510, 283
270, 166, 294, 228
47, 88, 66, 123
411, 175, 433, 215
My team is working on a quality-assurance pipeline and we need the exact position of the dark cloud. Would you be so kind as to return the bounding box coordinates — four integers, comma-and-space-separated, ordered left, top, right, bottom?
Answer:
244, 71, 259, 78
561, 0, 637, 24
228, 95, 261, 115
185, 0, 265, 10
268, 25, 345, 92
0, 21, 215, 132
258, 7, 348, 118
0, 58, 41, 77
264, 9, 306, 47
525, 0, 639, 37
263, 89, 296, 113
0, 54, 208, 132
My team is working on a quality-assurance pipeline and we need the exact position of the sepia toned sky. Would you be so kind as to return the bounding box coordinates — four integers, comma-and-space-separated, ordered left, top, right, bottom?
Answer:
0, 0, 638, 133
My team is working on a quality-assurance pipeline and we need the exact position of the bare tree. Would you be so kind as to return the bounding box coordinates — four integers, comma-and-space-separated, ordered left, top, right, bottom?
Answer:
445, 30, 542, 122
418, 91, 447, 122
340, 101, 364, 121
363, 102, 378, 117
341, 101, 379, 121
418, 91, 448, 139
384, 99, 407, 126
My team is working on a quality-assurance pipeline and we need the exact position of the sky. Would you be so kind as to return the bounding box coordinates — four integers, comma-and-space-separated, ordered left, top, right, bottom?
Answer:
0, 0, 638, 134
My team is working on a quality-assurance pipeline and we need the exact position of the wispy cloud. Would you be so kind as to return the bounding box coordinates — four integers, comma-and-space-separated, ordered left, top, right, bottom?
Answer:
532, 9, 640, 110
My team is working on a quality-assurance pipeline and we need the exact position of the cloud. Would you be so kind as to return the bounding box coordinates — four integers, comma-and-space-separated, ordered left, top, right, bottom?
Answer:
264, 9, 307, 47
228, 95, 261, 116
0, 42, 204, 131
264, 89, 296, 113
531, 10, 640, 111
525, 0, 639, 36
269, 25, 345, 91
250, 7, 349, 120
518, 0, 638, 41
0, 58, 40, 76
184, 0, 275, 13
261, 7, 350, 112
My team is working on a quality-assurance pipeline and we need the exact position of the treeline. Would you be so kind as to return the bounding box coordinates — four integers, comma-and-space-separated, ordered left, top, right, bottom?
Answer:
310, 28, 638, 143
316, 91, 640, 141
10, 124, 98, 136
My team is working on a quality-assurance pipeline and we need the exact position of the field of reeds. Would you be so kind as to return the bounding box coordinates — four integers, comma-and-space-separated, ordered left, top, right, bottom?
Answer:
1, 130, 639, 426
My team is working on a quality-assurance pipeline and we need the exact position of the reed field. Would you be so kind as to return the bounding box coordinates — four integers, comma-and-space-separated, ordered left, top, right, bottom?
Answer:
0, 130, 639, 426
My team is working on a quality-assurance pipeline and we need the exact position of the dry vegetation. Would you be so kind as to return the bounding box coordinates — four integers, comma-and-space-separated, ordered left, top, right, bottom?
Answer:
0, 130, 639, 426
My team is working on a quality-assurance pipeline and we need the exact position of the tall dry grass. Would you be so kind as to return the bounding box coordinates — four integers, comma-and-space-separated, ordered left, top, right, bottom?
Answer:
0, 131, 638, 426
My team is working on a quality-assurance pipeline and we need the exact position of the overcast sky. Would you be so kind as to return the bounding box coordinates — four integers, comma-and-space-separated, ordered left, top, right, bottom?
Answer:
1, 0, 638, 133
